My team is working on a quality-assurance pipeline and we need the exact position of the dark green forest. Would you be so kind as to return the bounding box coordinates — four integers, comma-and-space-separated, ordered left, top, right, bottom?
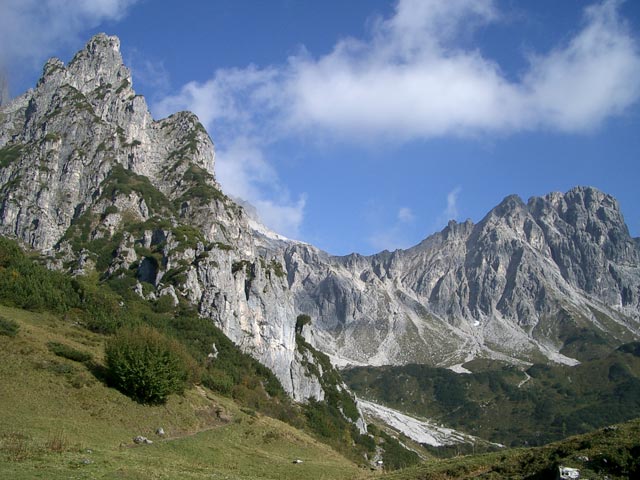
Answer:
344, 350, 640, 447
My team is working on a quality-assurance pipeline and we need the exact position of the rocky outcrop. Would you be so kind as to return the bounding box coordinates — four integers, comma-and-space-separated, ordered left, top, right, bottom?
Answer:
287, 187, 640, 367
0, 34, 323, 402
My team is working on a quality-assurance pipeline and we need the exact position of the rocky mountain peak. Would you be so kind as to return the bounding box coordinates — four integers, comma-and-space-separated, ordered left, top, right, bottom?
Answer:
529, 186, 636, 266
531, 186, 621, 219
293, 183, 639, 368
38, 33, 130, 97
494, 194, 526, 214
0, 34, 218, 251
0, 34, 335, 406
477, 194, 529, 235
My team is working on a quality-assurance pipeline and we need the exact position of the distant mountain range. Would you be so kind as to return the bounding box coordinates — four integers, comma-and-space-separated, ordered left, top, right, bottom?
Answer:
287, 186, 640, 368
1, 34, 639, 404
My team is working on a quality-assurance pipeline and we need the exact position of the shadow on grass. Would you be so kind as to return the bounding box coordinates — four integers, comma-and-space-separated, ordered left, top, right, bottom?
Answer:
86, 361, 111, 386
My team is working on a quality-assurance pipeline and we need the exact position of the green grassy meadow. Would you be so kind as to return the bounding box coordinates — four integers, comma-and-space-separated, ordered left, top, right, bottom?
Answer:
0, 305, 370, 480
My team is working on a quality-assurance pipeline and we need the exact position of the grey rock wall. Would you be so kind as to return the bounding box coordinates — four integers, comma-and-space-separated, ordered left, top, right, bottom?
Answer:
286, 187, 640, 367
0, 34, 323, 402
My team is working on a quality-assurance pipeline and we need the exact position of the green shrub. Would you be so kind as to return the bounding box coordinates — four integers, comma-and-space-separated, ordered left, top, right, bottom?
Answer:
75, 280, 126, 334
202, 367, 235, 395
0, 316, 19, 337
47, 342, 92, 363
0, 238, 80, 314
295, 314, 311, 334
379, 430, 421, 470
153, 294, 176, 313
100, 164, 172, 214
101, 205, 119, 218
105, 325, 196, 404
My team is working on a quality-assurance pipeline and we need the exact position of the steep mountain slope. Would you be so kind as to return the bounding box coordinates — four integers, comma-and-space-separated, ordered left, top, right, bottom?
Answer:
289, 188, 640, 367
0, 34, 325, 402
1, 33, 639, 392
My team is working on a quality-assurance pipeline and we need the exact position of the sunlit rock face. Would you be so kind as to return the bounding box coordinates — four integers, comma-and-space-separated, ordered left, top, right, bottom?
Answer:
287, 187, 640, 368
0, 34, 321, 402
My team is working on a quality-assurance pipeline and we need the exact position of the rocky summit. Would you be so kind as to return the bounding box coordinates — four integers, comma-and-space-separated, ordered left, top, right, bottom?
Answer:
288, 188, 640, 368
1, 34, 639, 400
0, 34, 326, 402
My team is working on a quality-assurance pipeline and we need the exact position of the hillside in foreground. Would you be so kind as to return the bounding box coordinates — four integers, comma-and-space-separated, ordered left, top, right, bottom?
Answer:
2, 301, 638, 480
0, 304, 369, 480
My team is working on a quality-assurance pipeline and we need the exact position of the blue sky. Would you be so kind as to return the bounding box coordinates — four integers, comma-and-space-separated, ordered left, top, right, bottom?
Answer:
1, 0, 639, 255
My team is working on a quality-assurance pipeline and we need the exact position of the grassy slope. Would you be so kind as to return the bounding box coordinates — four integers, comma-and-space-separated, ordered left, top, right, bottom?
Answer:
0, 306, 369, 480
380, 418, 640, 480
1, 295, 639, 480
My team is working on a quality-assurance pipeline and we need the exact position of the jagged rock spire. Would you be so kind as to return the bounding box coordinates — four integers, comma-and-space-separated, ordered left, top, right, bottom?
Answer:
38, 33, 131, 96
0, 70, 8, 106
0, 34, 322, 404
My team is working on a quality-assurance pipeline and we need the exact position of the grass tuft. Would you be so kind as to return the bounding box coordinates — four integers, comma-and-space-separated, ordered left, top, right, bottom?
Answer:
47, 342, 93, 363
0, 316, 19, 337
45, 431, 69, 453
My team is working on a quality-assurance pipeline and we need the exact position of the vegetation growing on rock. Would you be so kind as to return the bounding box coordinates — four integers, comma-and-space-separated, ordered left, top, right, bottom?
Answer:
344, 354, 640, 447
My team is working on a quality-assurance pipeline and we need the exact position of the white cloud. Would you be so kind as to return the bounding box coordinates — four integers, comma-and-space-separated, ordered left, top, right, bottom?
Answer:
380, 0, 498, 50
214, 137, 306, 239
155, 0, 640, 238
251, 197, 306, 239
160, 0, 640, 143
444, 187, 462, 220
0, 0, 139, 70
282, 0, 640, 138
435, 187, 462, 227
398, 207, 415, 223
522, 0, 640, 131
154, 66, 279, 139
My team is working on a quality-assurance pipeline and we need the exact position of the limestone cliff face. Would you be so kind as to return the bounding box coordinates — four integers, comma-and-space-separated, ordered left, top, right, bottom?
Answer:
287, 188, 640, 367
0, 34, 322, 402
0, 35, 214, 251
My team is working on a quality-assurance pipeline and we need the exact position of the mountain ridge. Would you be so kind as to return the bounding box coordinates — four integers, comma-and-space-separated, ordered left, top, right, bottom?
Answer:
0, 34, 333, 405
283, 187, 640, 368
